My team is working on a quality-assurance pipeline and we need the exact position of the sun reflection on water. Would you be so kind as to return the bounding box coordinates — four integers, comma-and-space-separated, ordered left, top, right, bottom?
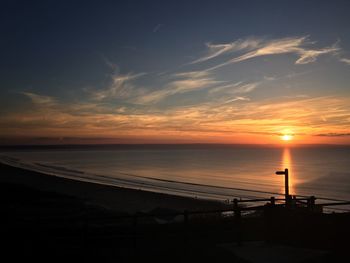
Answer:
281, 147, 295, 195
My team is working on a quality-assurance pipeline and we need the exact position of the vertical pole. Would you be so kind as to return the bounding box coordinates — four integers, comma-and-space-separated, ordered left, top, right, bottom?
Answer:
275, 169, 290, 207
284, 168, 289, 205
233, 198, 238, 210
307, 196, 316, 211
233, 198, 241, 218
284, 168, 289, 198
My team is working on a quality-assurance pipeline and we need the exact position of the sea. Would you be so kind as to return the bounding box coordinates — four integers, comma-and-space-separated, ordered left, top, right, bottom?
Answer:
1, 144, 349, 211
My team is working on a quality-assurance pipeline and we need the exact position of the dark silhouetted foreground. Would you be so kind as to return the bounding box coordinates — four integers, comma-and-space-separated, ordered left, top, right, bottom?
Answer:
1, 163, 349, 262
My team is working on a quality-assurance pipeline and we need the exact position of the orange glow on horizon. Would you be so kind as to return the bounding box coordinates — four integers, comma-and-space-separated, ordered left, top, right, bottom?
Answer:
1, 94, 350, 145
2, 132, 350, 145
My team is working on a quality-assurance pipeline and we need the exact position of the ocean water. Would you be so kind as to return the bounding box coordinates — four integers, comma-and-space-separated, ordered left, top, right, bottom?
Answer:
1, 145, 350, 208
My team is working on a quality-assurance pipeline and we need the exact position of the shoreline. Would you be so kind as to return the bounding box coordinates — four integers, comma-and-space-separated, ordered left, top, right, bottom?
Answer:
0, 155, 234, 201
2, 163, 349, 262
0, 162, 227, 214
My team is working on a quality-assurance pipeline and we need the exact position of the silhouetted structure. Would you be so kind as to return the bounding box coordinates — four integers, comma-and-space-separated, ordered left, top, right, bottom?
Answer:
275, 168, 289, 205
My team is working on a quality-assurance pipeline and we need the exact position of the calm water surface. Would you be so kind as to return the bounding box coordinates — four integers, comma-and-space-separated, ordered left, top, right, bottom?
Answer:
1, 145, 350, 203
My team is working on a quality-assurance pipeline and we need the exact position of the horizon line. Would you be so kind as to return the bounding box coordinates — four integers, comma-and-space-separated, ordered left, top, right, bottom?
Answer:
1, 142, 350, 148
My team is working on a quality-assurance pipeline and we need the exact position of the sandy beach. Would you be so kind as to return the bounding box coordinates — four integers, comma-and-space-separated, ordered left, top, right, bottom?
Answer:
0, 162, 227, 214
0, 162, 238, 262
1, 162, 349, 263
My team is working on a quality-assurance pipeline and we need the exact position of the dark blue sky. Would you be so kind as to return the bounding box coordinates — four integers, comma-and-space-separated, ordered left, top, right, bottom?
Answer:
1, 0, 350, 144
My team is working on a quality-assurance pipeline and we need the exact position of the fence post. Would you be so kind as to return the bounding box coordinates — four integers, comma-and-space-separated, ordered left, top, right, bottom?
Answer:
233, 198, 242, 245
307, 196, 316, 211
270, 196, 275, 206
275, 168, 290, 207
233, 199, 241, 218
292, 195, 297, 208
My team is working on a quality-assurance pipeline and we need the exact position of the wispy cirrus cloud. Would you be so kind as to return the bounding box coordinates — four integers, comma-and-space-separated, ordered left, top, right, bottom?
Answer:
3, 90, 350, 144
209, 82, 259, 95
20, 92, 57, 107
87, 51, 268, 105
133, 70, 223, 104
208, 82, 243, 94
88, 69, 232, 105
228, 82, 259, 94
89, 68, 261, 106
340, 58, 350, 65
222, 96, 251, 104
91, 72, 146, 101
190, 38, 260, 64
192, 36, 340, 70
20, 91, 126, 118
295, 45, 339, 64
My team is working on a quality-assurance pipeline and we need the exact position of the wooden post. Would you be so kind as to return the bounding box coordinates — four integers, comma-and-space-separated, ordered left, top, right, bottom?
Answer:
284, 168, 289, 198
307, 196, 316, 211
270, 196, 275, 206
233, 199, 241, 217
275, 168, 290, 206
233, 198, 238, 208
292, 195, 297, 208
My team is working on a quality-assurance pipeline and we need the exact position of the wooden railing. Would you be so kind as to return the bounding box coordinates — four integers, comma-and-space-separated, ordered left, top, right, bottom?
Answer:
78, 195, 350, 227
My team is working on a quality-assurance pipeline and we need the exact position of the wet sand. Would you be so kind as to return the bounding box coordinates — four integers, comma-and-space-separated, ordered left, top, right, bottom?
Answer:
0, 162, 226, 214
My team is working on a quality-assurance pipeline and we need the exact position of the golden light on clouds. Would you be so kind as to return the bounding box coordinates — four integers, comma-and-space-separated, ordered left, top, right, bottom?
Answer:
1, 92, 350, 144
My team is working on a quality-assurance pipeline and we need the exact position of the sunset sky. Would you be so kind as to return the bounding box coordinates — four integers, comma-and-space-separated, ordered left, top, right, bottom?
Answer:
1, 0, 350, 145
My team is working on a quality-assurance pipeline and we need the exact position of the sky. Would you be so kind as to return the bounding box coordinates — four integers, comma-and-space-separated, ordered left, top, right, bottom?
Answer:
1, 0, 350, 145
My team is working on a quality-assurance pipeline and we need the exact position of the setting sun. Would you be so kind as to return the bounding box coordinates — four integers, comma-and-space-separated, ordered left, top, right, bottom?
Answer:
281, 134, 293, 141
